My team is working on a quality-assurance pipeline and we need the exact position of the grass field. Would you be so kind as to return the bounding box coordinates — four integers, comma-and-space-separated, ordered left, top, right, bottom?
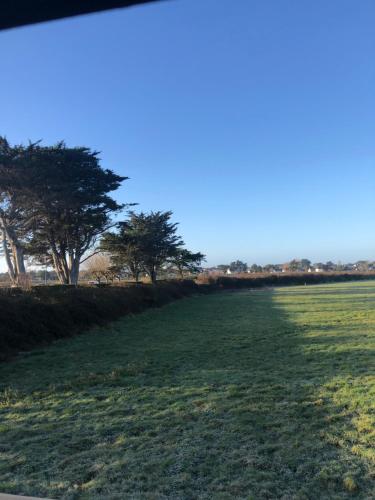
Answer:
0, 281, 374, 499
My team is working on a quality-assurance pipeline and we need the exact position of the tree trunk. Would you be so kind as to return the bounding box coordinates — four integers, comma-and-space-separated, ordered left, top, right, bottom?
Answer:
0, 216, 26, 285
12, 244, 26, 275
150, 266, 157, 284
52, 252, 69, 284
1, 230, 16, 284
51, 250, 81, 285
69, 256, 80, 285
178, 265, 184, 279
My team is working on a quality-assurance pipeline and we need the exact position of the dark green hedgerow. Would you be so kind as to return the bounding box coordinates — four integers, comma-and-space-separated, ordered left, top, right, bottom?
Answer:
0, 281, 201, 361
201, 272, 375, 288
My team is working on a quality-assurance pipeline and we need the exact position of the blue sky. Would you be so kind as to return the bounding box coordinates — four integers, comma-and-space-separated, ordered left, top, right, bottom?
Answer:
1, 0, 374, 267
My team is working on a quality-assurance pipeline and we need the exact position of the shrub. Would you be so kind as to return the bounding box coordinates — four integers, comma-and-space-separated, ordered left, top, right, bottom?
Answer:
0, 280, 200, 361
197, 272, 375, 289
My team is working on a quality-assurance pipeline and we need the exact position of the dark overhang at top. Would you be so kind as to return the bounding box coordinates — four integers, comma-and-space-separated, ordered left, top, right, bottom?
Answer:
0, 0, 163, 31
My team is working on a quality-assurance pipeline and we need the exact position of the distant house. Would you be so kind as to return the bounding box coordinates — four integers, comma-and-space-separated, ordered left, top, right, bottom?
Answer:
226, 268, 232, 275
315, 268, 324, 273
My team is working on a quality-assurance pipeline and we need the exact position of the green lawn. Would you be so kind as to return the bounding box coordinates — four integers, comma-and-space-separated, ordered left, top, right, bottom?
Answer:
0, 282, 374, 499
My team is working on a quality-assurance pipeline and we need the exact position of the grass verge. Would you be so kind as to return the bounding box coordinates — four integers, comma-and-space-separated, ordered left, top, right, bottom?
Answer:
0, 281, 374, 498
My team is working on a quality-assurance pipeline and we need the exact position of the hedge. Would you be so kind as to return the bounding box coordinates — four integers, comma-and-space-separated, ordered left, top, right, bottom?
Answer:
0, 280, 201, 361
199, 272, 375, 288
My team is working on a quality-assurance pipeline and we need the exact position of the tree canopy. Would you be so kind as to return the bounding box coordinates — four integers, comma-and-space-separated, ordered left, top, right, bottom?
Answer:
0, 139, 127, 284
229, 260, 248, 273
101, 211, 202, 283
169, 248, 205, 278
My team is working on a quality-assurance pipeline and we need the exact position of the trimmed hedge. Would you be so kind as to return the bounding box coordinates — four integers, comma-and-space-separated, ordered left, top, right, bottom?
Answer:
0, 281, 200, 361
202, 272, 375, 289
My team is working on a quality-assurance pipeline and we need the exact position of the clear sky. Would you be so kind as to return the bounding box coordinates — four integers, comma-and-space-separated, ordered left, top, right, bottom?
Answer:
1, 0, 374, 267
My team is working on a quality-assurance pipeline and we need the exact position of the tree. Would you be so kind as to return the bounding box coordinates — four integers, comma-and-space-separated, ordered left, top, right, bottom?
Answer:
169, 248, 205, 278
84, 253, 113, 283
102, 211, 183, 283
229, 260, 248, 273
136, 212, 184, 283
0, 138, 28, 284
288, 259, 300, 271
336, 260, 344, 271
355, 260, 370, 272
2, 142, 126, 285
250, 264, 263, 273
325, 261, 336, 271
217, 264, 229, 273
101, 221, 145, 282
300, 259, 311, 271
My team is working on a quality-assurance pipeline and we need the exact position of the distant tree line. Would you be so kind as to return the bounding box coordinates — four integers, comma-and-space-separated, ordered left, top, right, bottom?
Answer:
0, 138, 204, 286
210, 259, 375, 274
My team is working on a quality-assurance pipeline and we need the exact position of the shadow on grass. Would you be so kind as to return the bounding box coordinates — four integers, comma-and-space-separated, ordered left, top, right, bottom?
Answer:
0, 288, 374, 498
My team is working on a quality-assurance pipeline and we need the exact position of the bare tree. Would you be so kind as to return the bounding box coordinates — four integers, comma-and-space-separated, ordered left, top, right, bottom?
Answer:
83, 253, 113, 283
